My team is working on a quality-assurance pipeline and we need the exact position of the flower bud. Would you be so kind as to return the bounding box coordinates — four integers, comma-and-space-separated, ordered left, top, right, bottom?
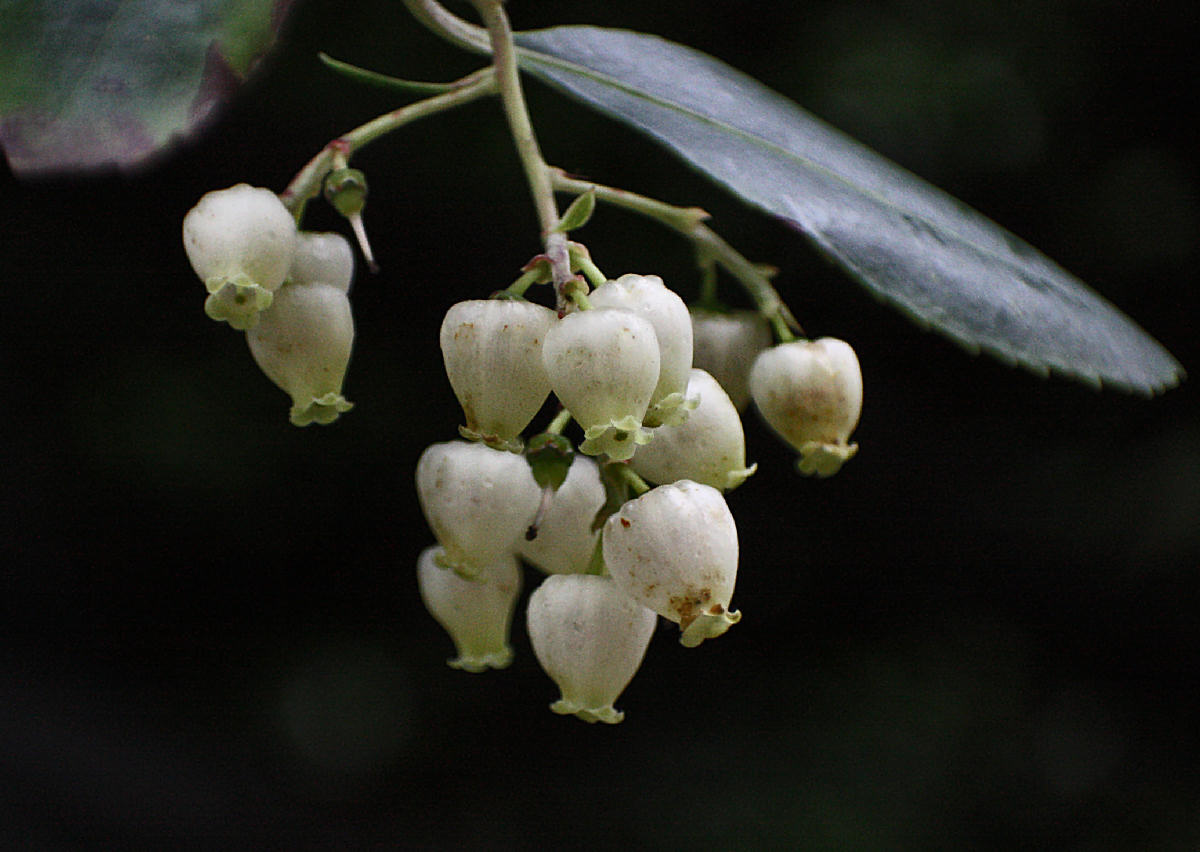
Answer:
440, 299, 556, 451
518, 455, 606, 575
749, 338, 862, 476
526, 573, 657, 724
323, 167, 377, 272
631, 369, 756, 491
183, 184, 297, 329
689, 308, 772, 411
417, 545, 521, 673
590, 274, 693, 426
246, 280, 354, 426
415, 441, 543, 578
323, 167, 367, 218
603, 480, 740, 647
541, 307, 660, 461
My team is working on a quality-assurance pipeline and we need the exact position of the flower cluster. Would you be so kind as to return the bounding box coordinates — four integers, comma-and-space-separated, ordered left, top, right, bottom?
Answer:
415, 271, 864, 723
182, 186, 862, 723
183, 185, 355, 426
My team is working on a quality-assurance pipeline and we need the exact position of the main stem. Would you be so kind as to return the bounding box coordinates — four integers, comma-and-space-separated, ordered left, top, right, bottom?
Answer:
469, 0, 573, 289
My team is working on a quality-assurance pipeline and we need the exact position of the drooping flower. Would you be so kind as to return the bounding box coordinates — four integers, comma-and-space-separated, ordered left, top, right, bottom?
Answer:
631, 368, 756, 491
750, 337, 862, 476
440, 299, 555, 451
415, 441, 542, 578
689, 307, 772, 411
526, 573, 657, 724
602, 479, 741, 647
417, 545, 521, 672
183, 184, 298, 329
590, 274, 694, 426
246, 278, 354, 426
541, 307, 660, 461
517, 455, 606, 574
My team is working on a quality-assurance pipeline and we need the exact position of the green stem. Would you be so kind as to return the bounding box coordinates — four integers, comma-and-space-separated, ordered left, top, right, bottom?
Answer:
468, 0, 572, 290
613, 463, 651, 496
402, 0, 491, 54
695, 246, 720, 309
563, 280, 593, 310
503, 266, 544, 298
280, 67, 497, 218
550, 169, 801, 341
568, 244, 607, 286
546, 407, 573, 436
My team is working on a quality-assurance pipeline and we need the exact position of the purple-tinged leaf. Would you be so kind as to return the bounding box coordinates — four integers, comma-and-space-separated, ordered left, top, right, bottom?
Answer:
0, 0, 296, 177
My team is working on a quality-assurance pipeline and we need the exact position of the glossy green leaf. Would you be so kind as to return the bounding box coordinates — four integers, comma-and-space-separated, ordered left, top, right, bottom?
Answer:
513, 26, 1184, 394
0, 0, 294, 176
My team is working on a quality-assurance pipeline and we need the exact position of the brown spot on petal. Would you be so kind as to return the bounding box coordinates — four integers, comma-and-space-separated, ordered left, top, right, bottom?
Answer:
670, 588, 712, 628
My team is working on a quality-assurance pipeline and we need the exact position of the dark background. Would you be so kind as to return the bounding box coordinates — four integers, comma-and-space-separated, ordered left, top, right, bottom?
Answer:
3, 0, 1198, 847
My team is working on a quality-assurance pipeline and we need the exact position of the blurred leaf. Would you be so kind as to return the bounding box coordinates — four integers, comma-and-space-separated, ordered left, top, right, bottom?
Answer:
513, 26, 1184, 394
0, 0, 296, 176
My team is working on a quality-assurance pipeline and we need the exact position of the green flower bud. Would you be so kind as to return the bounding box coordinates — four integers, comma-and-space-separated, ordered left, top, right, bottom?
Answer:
322, 167, 368, 217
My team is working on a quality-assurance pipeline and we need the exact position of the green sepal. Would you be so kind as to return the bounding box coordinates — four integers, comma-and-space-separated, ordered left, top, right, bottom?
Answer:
289, 392, 354, 427
679, 606, 742, 648
318, 52, 474, 94
580, 415, 651, 461
525, 433, 574, 491
458, 424, 524, 453
448, 647, 514, 673
204, 275, 274, 329
552, 189, 596, 234
550, 698, 623, 725
796, 441, 858, 477
323, 168, 368, 217
643, 390, 698, 428
722, 462, 758, 491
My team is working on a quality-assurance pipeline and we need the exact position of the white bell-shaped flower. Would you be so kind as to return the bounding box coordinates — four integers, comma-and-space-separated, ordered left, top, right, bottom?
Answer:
590, 274, 693, 426
749, 337, 862, 477
689, 308, 772, 411
517, 455, 605, 574
246, 280, 354, 426
288, 231, 355, 293
417, 545, 521, 672
415, 441, 543, 578
631, 369, 756, 491
526, 573, 657, 724
183, 184, 298, 329
541, 307, 660, 461
603, 479, 741, 648
440, 299, 556, 451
